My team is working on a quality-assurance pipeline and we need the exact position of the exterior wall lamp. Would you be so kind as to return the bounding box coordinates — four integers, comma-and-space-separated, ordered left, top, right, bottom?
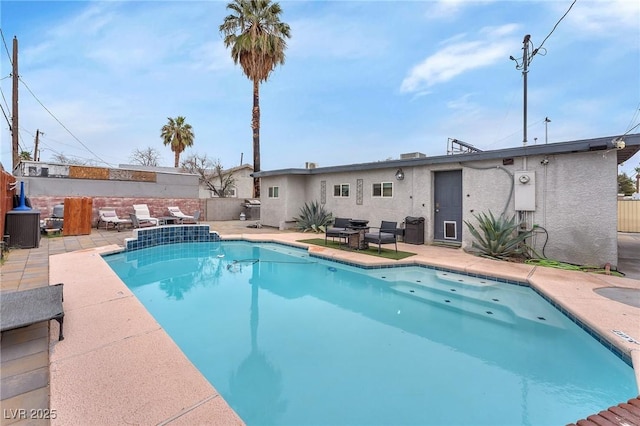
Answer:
395, 168, 405, 181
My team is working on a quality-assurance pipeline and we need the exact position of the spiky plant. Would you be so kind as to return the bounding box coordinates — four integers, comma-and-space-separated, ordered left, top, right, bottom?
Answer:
295, 201, 333, 233
464, 211, 533, 260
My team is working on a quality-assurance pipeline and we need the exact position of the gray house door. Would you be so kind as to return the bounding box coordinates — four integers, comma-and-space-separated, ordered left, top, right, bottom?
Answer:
433, 170, 463, 243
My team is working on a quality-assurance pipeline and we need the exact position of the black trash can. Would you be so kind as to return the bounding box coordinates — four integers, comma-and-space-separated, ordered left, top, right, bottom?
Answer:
404, 216, 425, 244
5, 210, 41, 249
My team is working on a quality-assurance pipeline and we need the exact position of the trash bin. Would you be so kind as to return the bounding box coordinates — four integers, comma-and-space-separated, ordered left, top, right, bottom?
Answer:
5, 210, 41, 248
404, 216, 425, 244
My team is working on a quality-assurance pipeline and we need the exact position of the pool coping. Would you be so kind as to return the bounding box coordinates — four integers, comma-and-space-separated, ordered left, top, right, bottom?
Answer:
48, 232, 640, 424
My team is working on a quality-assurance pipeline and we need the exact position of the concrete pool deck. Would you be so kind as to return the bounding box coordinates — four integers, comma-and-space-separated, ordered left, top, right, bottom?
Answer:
1, 223, 639, 425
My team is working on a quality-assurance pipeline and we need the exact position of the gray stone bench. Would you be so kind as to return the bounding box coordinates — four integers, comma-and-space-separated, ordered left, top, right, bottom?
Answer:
1, 283, 64, 340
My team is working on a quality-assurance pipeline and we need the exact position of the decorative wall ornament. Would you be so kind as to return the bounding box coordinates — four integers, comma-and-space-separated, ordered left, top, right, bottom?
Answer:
321, 180, 326, 204
356, 179, 363, 205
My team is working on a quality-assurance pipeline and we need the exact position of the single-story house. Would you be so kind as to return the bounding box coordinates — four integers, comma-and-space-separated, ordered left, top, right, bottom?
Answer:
254, 134, 640, 268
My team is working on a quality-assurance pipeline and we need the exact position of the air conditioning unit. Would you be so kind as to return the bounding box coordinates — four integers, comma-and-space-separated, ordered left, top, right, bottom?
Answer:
400, 152, 426, 159
305, 162, 317, 169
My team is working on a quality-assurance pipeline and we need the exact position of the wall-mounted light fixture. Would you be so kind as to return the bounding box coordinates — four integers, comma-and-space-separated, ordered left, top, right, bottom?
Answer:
395, 168, 405, 181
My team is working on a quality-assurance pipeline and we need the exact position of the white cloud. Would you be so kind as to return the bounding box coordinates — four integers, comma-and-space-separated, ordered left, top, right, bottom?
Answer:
400, 24, 520, 93
565, 0, 640, 35
425, 0, 497, 20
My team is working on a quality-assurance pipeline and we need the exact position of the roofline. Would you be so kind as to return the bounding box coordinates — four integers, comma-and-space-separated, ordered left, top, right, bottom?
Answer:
253, 133, 640, 178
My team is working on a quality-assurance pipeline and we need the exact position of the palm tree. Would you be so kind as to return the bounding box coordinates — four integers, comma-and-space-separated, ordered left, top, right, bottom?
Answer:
161, 116, 195, 168
219, 0, 291, 197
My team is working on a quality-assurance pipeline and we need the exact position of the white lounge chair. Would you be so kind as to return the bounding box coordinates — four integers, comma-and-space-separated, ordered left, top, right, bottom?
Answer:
133, 204, 159, 226
167, 206, 195, 223
97, 208, 132, 231
129, 213, 156, 229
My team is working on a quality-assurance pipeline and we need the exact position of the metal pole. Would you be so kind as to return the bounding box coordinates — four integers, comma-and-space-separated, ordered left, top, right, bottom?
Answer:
544, 117, 551, 144
12, 37, 19, 170
522, 35, 530, 148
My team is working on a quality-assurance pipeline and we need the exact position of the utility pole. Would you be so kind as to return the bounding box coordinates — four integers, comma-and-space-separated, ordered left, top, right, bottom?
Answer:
33, 129, 42, 161
11, 36, 19, 170
544, 117, 551, 144
521, 34, 530, 148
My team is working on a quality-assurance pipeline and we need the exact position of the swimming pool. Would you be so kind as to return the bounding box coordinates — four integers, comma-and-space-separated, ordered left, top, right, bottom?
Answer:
105, 241, 637, 425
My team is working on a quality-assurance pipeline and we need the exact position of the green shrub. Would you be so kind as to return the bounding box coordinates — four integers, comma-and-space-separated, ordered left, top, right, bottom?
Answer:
295, 201, 333, 233
464, 211, 533, 260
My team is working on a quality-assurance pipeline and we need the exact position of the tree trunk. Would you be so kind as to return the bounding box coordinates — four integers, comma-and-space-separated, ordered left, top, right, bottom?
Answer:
174, 149, 180, 168
252, 79, 261, 198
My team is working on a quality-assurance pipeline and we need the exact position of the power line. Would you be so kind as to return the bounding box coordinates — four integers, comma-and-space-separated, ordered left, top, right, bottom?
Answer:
18, 76, 113, 167
624, 104, 640, 134
0, 28, 13, 65
0, 102, 11, 130
532, 0, 578, 60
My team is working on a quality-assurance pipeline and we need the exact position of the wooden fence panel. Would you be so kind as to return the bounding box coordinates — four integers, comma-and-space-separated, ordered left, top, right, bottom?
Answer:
63, 197, 93, 236
618, 200, 640, 232
0, 170, 17, 240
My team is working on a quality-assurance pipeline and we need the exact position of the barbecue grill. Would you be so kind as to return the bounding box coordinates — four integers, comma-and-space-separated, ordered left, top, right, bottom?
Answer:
242, 199, 261, 220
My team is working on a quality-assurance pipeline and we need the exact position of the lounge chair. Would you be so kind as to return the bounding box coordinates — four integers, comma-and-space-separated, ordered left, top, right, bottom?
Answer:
167, 206, 195, 223
133, 204, 159, 226
325, 217, 352, 244
97, 208, 131, 231
1, 283, 65, 341
129, 213, 156, 229
363, 221, 400, 253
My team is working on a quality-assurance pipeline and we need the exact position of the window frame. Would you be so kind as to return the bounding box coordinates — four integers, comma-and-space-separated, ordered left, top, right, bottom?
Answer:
268, 186, 280, 199
333, 183, 350, 198
372, 182, 393, 198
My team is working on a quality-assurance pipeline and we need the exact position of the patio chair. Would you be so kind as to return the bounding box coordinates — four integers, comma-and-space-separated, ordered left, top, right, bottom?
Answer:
129, 213, 156, 229
97, 208, 131, 231
325, 217, 352, 244
167, 206, 195, 223
133, 204, 159, 226
1, 283, 65, 341
363, 221, 400, 253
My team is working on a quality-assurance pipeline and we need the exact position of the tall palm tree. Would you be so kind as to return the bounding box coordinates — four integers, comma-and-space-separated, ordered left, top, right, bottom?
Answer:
161, 116, 195, 168
220, 0, 291, 197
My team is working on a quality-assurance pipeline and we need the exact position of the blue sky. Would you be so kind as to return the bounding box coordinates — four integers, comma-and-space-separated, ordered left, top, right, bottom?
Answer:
1, 0, 639, 178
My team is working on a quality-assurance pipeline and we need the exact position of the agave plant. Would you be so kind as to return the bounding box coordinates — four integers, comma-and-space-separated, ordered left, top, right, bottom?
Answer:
464, 211, 533, 260
295, 201, 333, 233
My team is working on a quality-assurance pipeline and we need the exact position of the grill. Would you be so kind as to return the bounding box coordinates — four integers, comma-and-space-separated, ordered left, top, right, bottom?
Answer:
242, 199, 261, 220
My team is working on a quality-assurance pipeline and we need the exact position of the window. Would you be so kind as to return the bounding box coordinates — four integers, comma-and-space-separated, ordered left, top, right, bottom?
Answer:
225, 187, 237, 198
333, 184, 350, 197
268, 186, 279, 198
210, 186, 237, 198
372, 182, 393, 198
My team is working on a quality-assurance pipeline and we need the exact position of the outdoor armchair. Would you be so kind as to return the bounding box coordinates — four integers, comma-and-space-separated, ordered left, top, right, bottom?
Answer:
325, 217, 352, 244
363, 221, 400, 253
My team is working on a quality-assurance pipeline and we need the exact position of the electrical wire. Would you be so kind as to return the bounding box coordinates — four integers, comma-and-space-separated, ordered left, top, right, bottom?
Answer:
18, 76, 113, 167
624, 104, 640, 134
532, 0, 578, 59
459, 163, 514, 217
0, 102, 10, 130
0, 28, 13, 65
532, 225, 548, 258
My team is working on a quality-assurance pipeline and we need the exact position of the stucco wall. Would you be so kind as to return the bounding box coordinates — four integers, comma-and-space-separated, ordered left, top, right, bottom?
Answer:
20, 173, 199, 199
204, 198, 248, 221
259, 150, 619, 267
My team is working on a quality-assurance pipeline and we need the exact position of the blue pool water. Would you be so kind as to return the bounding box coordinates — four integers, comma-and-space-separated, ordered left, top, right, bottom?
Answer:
105, 241, 637, 425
